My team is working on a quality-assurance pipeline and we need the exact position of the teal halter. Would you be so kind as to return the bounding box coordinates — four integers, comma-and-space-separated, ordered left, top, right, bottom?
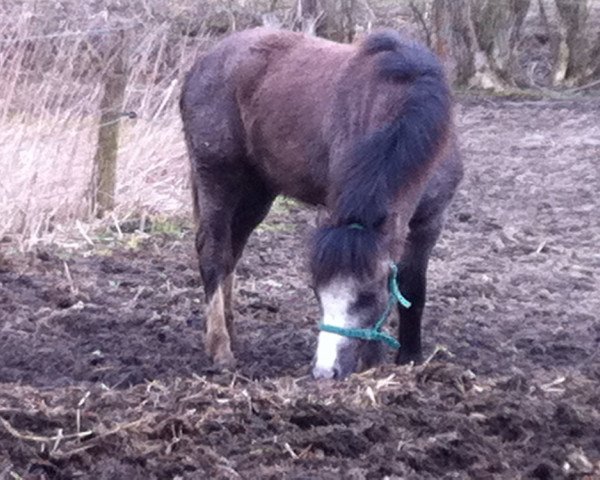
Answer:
348, 223, 366, 230
319, 263, 411, 349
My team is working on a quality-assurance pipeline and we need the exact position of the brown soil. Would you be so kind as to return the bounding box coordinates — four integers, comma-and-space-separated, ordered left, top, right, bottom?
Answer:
1, 96, 599, 480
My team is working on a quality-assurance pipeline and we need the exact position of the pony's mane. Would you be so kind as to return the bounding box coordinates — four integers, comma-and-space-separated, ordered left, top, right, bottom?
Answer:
311, 30, 451, 286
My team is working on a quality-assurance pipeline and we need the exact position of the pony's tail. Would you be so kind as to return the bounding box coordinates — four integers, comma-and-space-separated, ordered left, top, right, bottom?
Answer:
332, 31, 452, 231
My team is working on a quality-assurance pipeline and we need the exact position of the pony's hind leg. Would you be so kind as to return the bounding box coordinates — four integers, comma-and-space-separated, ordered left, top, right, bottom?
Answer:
195, 204, 237, 368
231, 179, 275, 263
195, 171, 274, 368
191, 171, 233, 358
226, 177, 275, 343
223, 272, 236, 344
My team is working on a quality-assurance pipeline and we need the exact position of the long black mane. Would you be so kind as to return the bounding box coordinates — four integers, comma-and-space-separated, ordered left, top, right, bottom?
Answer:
311, 31, 451, 286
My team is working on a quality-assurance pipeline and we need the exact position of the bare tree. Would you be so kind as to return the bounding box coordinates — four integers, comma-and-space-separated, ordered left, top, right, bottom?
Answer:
295, 0, 321, 34
409, 1, 433, 47
539, 0, 595, 86
429, 0, 533, 90
591, 31, 600, 81
340, 0, 358, 42
554, 0, 591, 85
294, 0, 363, 41
431, 0, 504, 90
470, 0, 531, 85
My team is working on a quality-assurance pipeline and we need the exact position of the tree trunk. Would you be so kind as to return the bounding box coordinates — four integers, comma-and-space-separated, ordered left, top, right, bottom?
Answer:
539, 0, 592, 86
409, 1, 433, 48
470, 0, 531, 85
431, 0, 504, 90
340, 0, 357, 42
554, 0, 590, 85
295, 0, 359, 42
590, 31, 600, 80
296, 0, 321, 35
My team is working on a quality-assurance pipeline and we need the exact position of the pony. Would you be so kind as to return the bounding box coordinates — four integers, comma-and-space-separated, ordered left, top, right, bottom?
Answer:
180, 27, 463, 379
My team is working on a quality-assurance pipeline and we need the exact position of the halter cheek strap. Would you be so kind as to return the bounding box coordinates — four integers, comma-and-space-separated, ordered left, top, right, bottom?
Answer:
319, 263, 411, 349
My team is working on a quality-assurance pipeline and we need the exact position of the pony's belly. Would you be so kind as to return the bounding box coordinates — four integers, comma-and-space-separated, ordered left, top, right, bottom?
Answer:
278, 177, 328, 206
257, 160, 327, 206
248, 139, 330, 207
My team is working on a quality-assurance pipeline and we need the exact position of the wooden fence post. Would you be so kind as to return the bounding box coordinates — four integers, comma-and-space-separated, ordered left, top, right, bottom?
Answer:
91, 30, 129, 218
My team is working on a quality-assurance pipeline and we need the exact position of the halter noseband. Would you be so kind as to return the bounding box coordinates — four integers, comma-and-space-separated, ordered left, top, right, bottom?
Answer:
319, 263, 411, 349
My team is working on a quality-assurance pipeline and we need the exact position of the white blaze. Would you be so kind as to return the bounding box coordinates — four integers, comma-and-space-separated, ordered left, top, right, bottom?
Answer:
314, 280, 355, 372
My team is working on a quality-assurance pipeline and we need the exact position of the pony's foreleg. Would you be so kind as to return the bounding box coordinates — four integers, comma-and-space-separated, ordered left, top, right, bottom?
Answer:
396, 217, 442, 365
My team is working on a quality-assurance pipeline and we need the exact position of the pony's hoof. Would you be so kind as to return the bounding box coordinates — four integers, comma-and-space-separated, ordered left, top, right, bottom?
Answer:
395, 351, 423, 366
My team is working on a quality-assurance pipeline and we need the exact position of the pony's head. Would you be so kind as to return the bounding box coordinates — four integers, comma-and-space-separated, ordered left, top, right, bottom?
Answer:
310, 223, 395, 379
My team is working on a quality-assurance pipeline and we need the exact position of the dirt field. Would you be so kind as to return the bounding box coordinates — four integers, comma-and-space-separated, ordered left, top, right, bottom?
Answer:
1, 96, 599, 479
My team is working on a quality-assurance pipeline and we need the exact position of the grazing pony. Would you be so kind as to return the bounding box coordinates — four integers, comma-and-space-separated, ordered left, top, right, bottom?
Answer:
180, 28, 463, 379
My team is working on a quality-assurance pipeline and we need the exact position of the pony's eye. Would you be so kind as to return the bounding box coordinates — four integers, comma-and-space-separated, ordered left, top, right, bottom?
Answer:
353, 292, 376, 310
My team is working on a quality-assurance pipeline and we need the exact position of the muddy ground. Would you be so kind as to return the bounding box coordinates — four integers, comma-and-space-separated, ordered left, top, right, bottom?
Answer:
1, 96, 599, 479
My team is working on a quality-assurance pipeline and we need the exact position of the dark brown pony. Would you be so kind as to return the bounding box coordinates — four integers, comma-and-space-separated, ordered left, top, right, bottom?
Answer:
180, 28, 463, 379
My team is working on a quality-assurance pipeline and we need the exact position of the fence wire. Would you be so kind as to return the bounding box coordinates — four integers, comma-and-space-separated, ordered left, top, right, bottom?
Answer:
0, 22, 142, 45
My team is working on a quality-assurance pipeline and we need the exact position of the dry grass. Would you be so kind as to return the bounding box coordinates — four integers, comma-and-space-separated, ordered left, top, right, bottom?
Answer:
0, 107, 191, 252
0, 2, 291, 247
0, 3, 210, 249
0, 111, 190, 248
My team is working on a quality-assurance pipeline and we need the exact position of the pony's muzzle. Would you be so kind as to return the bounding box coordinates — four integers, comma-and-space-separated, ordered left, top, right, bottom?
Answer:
312, 364, 341, 380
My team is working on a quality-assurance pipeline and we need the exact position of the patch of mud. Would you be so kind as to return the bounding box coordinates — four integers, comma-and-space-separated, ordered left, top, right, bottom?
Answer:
1, 97, 599, 478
